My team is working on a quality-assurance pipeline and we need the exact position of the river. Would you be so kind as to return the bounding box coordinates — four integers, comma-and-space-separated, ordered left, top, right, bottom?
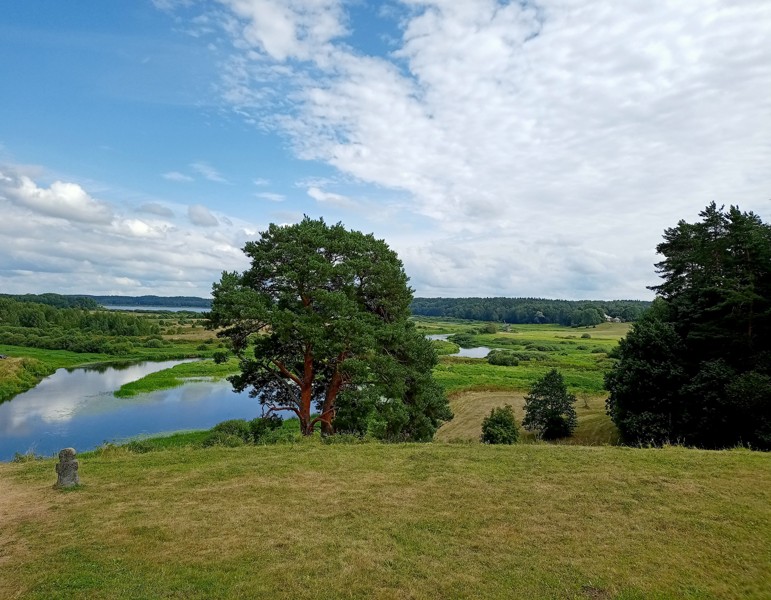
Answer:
0, 360, 257, 461
426, 334, 491, 359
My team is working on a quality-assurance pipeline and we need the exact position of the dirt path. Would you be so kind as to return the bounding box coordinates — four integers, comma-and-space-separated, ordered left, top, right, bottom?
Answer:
436, 391, 527, 442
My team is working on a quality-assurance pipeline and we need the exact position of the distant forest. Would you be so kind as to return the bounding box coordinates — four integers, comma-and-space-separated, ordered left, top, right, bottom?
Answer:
85, 295, 213, 308
410, 298, 651, 325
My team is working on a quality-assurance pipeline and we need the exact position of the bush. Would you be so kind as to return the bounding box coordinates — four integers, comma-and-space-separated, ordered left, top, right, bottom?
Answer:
448, 333, 481, 348
249, 415, 283, 442
202, 432, 245, 448
581, 333, 592, 339
212, 419, 252, 443
487, 350, 520, 366
481, 405, 519, 444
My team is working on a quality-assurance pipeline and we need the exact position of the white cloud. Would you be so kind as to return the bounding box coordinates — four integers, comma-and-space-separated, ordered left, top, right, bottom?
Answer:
306, 186, 356, 208
0, 168, 114, 224
188, 203, 219, 226
190, 161, 229, 183
0, 171, 254, 296
183, 0, 771, 298
219, 0, 347, 61
163, 171, 194, 182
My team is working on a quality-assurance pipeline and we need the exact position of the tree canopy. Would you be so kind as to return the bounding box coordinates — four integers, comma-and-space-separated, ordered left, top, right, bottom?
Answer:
208, 216, 451, 439
605, 203, 771, 449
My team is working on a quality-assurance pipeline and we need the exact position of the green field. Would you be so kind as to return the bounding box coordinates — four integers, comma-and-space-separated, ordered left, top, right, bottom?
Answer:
2, 442, 769, 599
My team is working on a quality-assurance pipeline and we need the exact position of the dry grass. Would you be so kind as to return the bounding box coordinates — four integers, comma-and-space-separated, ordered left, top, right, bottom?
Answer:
438, 391, 619, 445
1, 443, 769, 599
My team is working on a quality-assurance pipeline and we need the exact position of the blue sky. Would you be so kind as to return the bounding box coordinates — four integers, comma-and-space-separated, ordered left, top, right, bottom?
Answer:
1, 0, 769, 299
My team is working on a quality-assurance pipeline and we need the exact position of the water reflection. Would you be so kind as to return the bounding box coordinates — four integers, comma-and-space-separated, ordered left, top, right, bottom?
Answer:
0, 360, 257, 461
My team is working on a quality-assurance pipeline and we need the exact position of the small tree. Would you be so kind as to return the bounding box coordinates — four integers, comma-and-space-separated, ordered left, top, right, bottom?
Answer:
522, 369, 577, 439
481, 405, 519, 444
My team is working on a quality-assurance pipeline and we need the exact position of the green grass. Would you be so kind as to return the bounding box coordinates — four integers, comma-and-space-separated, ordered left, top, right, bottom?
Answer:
114, 358, 240, 397
2, 442, 769, 599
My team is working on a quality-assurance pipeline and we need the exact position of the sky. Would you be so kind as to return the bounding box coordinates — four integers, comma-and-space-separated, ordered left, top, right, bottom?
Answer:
1, 0, 769, 300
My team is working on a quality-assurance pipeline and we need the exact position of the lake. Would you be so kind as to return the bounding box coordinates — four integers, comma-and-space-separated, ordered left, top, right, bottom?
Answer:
0, 360, 258, 461
426, 334, 491, 359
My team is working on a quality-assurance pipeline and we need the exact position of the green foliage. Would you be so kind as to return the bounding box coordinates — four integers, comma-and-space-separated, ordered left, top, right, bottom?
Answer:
580, 333, 592, 339
606, 204, 771, 449
486, 350, 519, 366
249, 415, 283, 442
209, 216, 451, 438
430, 339, 460, 355
522, 369, 578, 439
201, 432, 245, 448
212, 419, 252, 443
480, 404, 519, 444
447, 333, 477, 348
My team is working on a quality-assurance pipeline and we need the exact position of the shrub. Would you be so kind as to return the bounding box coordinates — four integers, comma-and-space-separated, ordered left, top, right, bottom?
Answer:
202, 432, 245, 448
481, 323, 498, 334
481, 405, 519, 444
487, 350, 519, 366
249, 415, 283, 442
581, 333, 592, 339
212, 419, 252, 442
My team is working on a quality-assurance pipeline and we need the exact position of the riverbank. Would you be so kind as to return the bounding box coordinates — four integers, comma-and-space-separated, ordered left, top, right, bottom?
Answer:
2, 442, 769, 599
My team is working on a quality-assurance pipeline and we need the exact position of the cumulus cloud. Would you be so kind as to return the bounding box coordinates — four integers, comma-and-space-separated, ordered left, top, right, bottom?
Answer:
0, 168, 114, 224
188, 203, 219, 226
0, 170, 254, 296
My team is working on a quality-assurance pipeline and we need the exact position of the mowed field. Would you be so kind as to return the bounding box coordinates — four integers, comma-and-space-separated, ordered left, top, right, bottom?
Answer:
1, 443, 769, 600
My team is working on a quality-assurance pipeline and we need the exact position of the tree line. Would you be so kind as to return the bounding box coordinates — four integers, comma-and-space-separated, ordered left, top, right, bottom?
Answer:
410, 297, 650, 325
0, 297, 161, 354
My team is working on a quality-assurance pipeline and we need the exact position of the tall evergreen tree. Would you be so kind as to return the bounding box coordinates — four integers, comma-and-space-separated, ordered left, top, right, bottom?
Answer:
606, 204, 771, 449
522, 369, 577, 439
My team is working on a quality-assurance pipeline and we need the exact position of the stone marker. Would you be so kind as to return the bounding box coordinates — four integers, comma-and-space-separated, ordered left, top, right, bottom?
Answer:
54, 448, 80, 488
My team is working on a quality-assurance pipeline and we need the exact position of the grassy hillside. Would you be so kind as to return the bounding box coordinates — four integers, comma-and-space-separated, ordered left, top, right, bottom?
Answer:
2, 443, 769, 599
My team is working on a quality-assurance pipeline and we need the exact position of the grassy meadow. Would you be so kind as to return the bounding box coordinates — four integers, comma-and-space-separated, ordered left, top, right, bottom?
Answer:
413, 318, 629, 445
1, 442, 769, 600
2, 314, 771, 598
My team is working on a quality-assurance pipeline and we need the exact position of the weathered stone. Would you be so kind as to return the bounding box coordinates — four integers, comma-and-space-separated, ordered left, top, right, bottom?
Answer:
54, 447, 80, 488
